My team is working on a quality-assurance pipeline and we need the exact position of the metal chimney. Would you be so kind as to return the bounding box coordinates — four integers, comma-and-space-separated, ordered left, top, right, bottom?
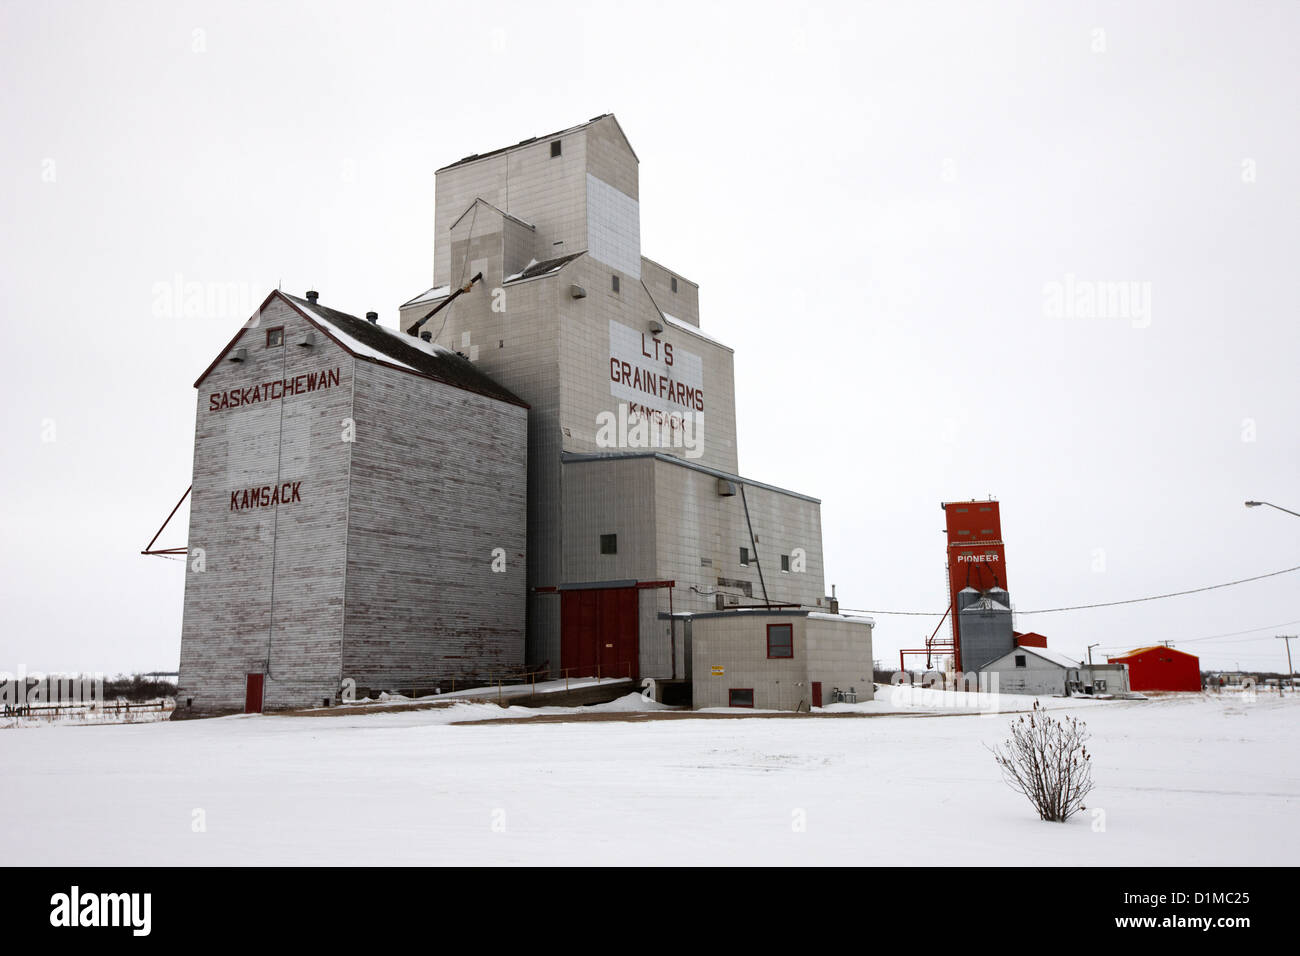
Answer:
306, 290, 319, 305
365, 311, 378, 324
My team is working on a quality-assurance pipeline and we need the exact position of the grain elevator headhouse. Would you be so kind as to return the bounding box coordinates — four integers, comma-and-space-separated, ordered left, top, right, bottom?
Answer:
399, 114, 831, 682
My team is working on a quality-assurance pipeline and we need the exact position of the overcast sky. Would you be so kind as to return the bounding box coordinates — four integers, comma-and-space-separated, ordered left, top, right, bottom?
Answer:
2, 0, 1297, 676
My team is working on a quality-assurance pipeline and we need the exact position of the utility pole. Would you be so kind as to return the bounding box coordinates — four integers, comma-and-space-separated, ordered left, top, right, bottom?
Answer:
1087, 643, 1099, 666
1277, 636, 1296, 695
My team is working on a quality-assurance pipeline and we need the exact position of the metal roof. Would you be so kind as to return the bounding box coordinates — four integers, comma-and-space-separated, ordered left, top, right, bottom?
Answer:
504, 251, 586, 284
194, 290, 527, 410
282, 293, 527, 408
435, 113, 638, 172
561, 451, 821, 504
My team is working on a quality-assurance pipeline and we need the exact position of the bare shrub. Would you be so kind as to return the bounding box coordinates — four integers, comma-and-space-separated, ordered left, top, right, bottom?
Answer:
989, 700, 1094, 822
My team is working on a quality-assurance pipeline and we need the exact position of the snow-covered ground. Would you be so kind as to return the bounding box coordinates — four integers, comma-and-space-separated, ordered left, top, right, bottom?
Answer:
2, 692, 1295, 865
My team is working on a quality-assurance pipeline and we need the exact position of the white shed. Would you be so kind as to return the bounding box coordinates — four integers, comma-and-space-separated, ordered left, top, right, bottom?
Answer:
981, 644, 1082, 697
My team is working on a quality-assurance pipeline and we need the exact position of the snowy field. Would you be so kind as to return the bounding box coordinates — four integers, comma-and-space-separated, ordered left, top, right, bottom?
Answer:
2, 691, 1296, 866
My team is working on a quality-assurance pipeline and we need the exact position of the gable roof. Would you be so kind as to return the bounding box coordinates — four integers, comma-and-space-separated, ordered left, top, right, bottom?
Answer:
988, 644, 1081, 670
436, 113, 638, 172
401, 283, 453, 309
449, 197, 536, 233
194, 290, 527, 409
504, 251, 586, 284
1019, 645, 1083, 669
1110, 645, 1198, 661
960, 596, 1011, 612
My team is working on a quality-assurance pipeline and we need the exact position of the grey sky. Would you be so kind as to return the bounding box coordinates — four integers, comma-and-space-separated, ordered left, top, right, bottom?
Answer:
2, 0, 1296, 675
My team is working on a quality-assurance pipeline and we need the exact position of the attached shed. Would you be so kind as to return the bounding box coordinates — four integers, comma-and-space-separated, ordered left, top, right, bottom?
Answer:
684, 609, 873, 711
1108, 646, 1201, 692
177, 291, 529, 714
1079, 661, 1131, 697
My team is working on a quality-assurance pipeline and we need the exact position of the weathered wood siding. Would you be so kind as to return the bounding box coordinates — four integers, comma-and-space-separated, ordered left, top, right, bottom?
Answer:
341, 358, 528, 693
178, 299, 353, 713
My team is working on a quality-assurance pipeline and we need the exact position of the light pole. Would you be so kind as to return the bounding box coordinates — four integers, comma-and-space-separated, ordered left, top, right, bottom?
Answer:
1087, 643, 1100, 666
1244, 500, 1300, 518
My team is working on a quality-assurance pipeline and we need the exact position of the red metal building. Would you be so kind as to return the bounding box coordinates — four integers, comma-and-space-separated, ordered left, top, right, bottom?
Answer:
1108, 646, 1201, 692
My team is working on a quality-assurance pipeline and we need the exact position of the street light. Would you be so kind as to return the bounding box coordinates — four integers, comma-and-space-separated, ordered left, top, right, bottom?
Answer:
1244, 500, 1300, 518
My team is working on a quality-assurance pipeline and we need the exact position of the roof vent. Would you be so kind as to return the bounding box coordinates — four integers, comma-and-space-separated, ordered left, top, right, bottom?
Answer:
297, 331, 316, 348
365, 311, 378, 324
228, 347, 247, 363
570, 284, 586, 299
716, 478, 737, 497
648, 319, 664, 335
421, 331, 432, 342
305, 290, 319, 305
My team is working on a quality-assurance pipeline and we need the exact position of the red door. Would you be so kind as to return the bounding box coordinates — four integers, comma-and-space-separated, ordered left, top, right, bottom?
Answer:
811, 682, 823, 709
244, 673, 264, 714
561, 587, 639, 679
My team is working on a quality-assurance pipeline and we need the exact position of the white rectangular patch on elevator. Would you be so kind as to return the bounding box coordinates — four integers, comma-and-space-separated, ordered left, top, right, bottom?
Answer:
587, 174, 641, 279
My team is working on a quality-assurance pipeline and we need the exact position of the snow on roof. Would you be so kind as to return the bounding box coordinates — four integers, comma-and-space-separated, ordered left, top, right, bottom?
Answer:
807, 611, 875, 626
504, 251, 585, 284
369, 317, 457, 358
661, 312, 731, 350
1016, 645, 1082, 669
276, 293, 526, 408
401, 284, 452, 309
294, 300, 421, 373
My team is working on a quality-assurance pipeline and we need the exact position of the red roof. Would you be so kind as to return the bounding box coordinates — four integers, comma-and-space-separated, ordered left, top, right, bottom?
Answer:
1110, 645, 1198, 662
1014, 631, 1048, 648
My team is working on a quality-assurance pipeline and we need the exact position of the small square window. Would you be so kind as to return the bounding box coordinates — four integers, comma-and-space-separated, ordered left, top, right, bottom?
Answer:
265, 327, 284, 348
600, 533, 617, 555
550, 140, 561, 158
611, 275, 620, 293
739, 547, 750, 567
780, 554, 790, 573
670, 276, 678, 293
1014, 655, 1026, 668
729, 688, 754, 708
767, 623, 794, 659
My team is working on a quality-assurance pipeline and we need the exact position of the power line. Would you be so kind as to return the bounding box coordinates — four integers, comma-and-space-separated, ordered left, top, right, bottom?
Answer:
1171, 620, 1300, 646
839, 563, 1300, 617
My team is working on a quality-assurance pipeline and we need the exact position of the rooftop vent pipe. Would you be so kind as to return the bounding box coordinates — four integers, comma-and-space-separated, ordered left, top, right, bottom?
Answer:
421, 331, 432, 342
365, 311, 378, 324
306, 290, 319, 305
